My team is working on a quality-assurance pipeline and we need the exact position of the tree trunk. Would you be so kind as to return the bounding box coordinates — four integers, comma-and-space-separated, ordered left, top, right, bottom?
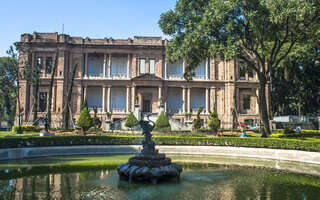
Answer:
32, 83, 39, 125
258, 78, 271, 137
81, 127, 86, 136
47, 52, 58, 128
64, 63, 78, 129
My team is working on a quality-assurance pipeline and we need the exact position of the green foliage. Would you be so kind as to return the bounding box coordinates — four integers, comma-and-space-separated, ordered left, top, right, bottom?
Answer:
159, 0, 320, 136
271, 130, 320, 139
283, 127, 295, 134
12, 125, 37, 133
155, 111, 171, 131
194, 106, 203, 130
82, 99, 88, 110
1, 136, 320, 152
124, 113, 139, 130
92, 106, 101, 130
208, 109, 220, 132
76, 107, 93, 132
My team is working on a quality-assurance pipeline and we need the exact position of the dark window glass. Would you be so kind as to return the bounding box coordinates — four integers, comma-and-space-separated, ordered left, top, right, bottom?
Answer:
248, 68, 254, 78
46, 57, 52, 74
243, 95, 251, 110
239, 62, 246, 79
37, 57, 43, 70
39, 92, 47, 112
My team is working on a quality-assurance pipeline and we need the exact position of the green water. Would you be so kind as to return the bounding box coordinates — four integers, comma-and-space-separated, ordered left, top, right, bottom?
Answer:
0, 155, 320, 200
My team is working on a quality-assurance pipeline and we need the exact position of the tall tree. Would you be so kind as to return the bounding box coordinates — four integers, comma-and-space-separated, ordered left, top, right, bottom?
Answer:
64, 63, 78, 129
159, 0, 319, 137
46, 52, 58, 128
22, 52, 42, 125
6, 44, 24, 133
272, 41, 320, 116
0, 57, 17, 127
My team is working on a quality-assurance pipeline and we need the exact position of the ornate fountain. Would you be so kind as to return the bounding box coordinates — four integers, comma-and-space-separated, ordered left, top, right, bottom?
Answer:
117, 115, 182, 184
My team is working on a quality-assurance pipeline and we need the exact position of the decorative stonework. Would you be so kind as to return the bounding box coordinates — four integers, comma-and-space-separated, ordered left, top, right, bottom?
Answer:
118, 115, 182, 183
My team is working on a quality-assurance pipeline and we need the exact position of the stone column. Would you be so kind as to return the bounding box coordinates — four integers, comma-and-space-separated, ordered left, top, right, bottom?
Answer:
108, 54, 112, 78
158, 86, 162, 103
132, 54, 137, 77
103, 54, 107, 78
127, 54, 130, 78
206, 88, 209, 113
102, 85, 107, 113
78, 85, 82, 113
164, 87, 168, 112
205, 58, 209, 80
187, 87, 191, 113
131, 86, 136, 111
183, 60, 186, 75
164, 56, 168, 78
126, 86, 130, 113
84, 53, 88, 78
107, 86, 111, 112
212, 58, 216, 80
83, 85, 87, 101
182, 87, 186, 113
210, 87, 216, 111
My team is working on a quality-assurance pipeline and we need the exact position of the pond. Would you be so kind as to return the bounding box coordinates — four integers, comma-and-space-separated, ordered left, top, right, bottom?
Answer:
0, 154, 320, 200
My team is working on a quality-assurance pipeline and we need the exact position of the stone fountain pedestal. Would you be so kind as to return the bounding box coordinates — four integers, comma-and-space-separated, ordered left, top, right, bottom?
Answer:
117, 149, 182, 184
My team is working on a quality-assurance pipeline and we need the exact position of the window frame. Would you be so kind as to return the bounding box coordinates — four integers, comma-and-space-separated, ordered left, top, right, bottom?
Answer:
140, 58, 146, 74
46, 57, 52, 74
149, 59, 155, 74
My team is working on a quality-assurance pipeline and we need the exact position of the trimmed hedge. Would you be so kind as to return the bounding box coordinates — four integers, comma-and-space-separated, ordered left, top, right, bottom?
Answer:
270, 130, 320, 139
11, 125, 38, 133
1, 136, 320, 152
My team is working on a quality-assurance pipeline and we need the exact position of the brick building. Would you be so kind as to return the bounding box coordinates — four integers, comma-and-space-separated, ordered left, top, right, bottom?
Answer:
18, 32, 269, 129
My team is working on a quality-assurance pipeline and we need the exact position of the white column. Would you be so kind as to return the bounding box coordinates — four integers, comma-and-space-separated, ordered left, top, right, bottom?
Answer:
83, 85, 87, 101
187, 87, 191, 113
206, 88, 209, 113
131, 86, 136, 111
126, 86, 130, 113
102, 86, 106, 113
84, 53, 88, 78
183, 60, 186, 75
205, 58, 209, 80
182, 87, 186, 113
158, 86, 162, 101
103, 54, 107, 77
108, 54, 112, 78
127, 54, 130, 78
107, 86, 111, 112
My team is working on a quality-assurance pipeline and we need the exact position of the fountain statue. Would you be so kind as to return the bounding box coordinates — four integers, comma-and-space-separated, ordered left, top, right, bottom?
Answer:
118, 114, 182, 184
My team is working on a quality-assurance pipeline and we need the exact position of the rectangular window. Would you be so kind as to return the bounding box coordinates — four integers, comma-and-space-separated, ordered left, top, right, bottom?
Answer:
39, 92, 47, 112
140, 59, 146, 74
243, 95, 251, 110
239, 62, 246, 79
248, 68, 254, 78
37, 57, 43, 70
46, 57, 52, 74
150, 59, 155, 74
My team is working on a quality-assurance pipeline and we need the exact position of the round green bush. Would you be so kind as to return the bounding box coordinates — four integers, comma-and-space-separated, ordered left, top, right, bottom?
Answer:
125, 113, 139, 130
155, 111, 171, 131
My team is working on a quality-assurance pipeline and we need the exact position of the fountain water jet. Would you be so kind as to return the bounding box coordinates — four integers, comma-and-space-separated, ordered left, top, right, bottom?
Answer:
117, 114, 182, 184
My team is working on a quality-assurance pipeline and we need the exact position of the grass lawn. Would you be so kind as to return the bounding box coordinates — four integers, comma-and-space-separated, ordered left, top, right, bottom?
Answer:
0, 131, 40, 138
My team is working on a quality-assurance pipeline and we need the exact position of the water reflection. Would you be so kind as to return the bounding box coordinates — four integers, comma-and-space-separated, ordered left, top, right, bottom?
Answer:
1, 165, 320, 200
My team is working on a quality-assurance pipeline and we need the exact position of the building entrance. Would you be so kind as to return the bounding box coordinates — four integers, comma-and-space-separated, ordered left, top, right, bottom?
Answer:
142, 93, 152, 113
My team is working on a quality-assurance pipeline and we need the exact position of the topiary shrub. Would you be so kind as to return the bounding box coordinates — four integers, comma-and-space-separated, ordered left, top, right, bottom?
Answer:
155, 111, 171, 131
208, 109, 220, 133
76, 107, 93, 136
283, 127, 295, 134
193, 106, 203, 130
125, 112, 139, 130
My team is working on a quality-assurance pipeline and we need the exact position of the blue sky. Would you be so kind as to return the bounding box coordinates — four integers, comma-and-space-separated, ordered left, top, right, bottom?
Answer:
0, 0, 176, 57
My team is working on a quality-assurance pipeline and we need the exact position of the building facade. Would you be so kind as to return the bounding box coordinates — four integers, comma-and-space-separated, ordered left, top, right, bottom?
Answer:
18, 32, 269, 129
